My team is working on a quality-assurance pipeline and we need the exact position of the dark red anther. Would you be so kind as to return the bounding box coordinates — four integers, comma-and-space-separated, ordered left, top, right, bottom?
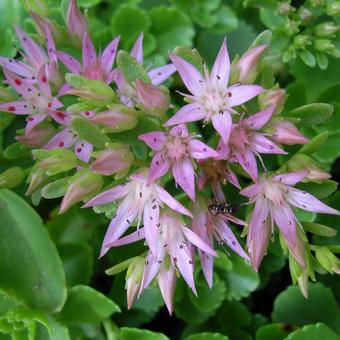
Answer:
59, 142, 65, 147
48, 103, 52, 108
57, 111, 66, 120
15, 79, 22, 86
227, 92, 232, 97
76, 148, 82, 153
8, 106, 15, 112
41, 76, 47, 83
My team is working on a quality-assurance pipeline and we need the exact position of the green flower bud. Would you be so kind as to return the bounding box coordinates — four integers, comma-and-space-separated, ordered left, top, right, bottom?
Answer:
315, 22, 339, 37
326, 2, 340, 16
315, 247, 340, 274
26, 165, 48, 195
0, 167, 25, 189
293, 35, 310, 49
314, 39, 335, 52
20, 0, 50, 16
297, 8, 313, 22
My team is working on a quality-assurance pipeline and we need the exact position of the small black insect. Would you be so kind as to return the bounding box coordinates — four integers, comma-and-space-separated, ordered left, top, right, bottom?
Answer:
208, 203, 239, 216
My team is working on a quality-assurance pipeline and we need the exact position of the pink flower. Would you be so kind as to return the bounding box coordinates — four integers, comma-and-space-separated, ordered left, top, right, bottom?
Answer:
192, 200, 249, 287
0, 67, 70, 136
139, 124, 218, 200
66, 0, 88, 42
83, 169, 193, 258
0, 26, 58, 85
57, 32, 120, 84
271, 120, 309, 145
113, 33, 176, 107
240, 171, 340, 271
107, 213, 217, 313
217, 106, 286, 181
164, 39, 263, 144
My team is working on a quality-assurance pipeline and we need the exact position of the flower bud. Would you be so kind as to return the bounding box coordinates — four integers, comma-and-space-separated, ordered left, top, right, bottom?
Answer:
259, 89, 286, 114
66, 0, 88, 43
315, 22, 339, 37
33, 149, 78, 175
293, 35, 310, 49
90, 106, 138, 132
66, 74, 116, 106
314, 39, 335, 53
315, 247, 340, 274
277, 1, 294, 15
270, 120, 309, 145
326, 2, 340, 16
289, 255, 308, 298
91, 144, 134, 176
233, 45, 267, 84
26, 165, 48, 195
30, 11, 63, 43
297, 8, 313, 22
0, 167, 25, 189
125, 257, 145, 309
17, 124, 55, 148
60, 169, 103, 213
135, 80, 170, 117
21, 0, 50, 16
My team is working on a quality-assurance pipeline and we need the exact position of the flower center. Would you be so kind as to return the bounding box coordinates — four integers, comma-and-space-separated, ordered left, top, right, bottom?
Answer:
165, 136, 188, 162
201, 87, 227, 118
229, 125, 250, 151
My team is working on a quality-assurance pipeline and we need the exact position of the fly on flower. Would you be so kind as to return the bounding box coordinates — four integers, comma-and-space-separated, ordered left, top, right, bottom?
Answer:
208, 202, 240, 216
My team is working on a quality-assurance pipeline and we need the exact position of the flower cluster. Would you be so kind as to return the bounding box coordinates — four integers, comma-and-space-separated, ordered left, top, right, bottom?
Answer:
1, 0, 339, 313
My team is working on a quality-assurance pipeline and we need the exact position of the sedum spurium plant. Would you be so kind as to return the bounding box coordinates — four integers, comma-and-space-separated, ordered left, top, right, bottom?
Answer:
0, 0, 340, 339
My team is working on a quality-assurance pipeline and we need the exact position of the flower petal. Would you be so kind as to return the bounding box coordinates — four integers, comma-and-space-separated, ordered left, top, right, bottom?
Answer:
210, 38, 230, 89
234, 148, 258, 181
130, 33, 144, 64
169, 53, 204, 97
100, 36, 120, 76
242, 105, 275, 130
287, 188, 340, 215
56, 51, 82, 74
148, 152, 171, 183
143, 200, 161, 259
138, 131, 166, 151
139, 252, 161, 292
74, 140, 93, 163
157, 265, 176, 314
212, 111, 232, 144
106, 228, 145, 248
25, 114, 46, 134
273, 171, 308, 185
83, 182, 134, 207
164, 102, 206, 127
37, 65, 52, 98
82, 33, 97, 69
0, 101, 31, 115
3, 69, 37, 97
44, 128, 77, 149
0, 57, 34, 78
149, 64, 176, 86
188, 139, 219, 159
240, 183, 261, 198
155, 185, 193, 217
172, 159, 196, 201
228, 84, 263, 107
251, 134, 286, 154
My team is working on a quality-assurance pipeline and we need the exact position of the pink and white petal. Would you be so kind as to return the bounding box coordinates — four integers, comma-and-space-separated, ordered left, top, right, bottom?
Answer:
172, 159, 196, 201
287, 188, 340, 215
242, 105, 275, 130
74, 140, 93, 163
3, 69, 37, 97
169, 53, 204, 97
164, 102, 206, 127
169, 124, 189, 138
49, 110, 71, 125
148, 152, 171, 184
149, 64, 176, 86
44, 128, 77, 149
15, 26, 46, 70
216, 138, 230, 160
56, 51, 82, 74
100, 36, 120, 74
251, 134, 286, 154
197, 170, 206, 191
37, 65, 51, 98
235, 149, 258, 181
49, 97, 64, 110
112, 69, 126, 91
240, 183, 261, 198
139, 253, 161, 292
100, 195, 138, 257
138, 131, 166, 151
0, 57, 34, 78
212, 182, 226, 203
44, 24, 57, 63
157, 265, 176, 314
155, 185, 193, 217
226, 166, 241, 189
228, 84, 263, 107
273, 171, 308, 185
214, 217, 250, 260
182, 225, 217, 256
248, 198, 270, 242
83, 182, 134, 207
212, 111, 232, 144
25, 114, 46, 134
105, 228, 145, 248
130, 33, 144, 64
188, 139, 219, 159
57, 83, 72, 97
0, 101, 31, 115
210, 38, 230, 89
82, 33, 97, 69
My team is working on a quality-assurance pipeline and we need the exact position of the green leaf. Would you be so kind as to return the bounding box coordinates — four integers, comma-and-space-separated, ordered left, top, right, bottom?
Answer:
298, 131, 328, 155
272, 283, 340, 334
3, 142, 31, 159
173, 46, 204, 73
210, 5, 238, 34
149, 6, 194, 56
313, 133, 340, 164
185, 332, 229, 340
250, 30, 272, 48
0, 190, 66, 312
255, 323, 293, 340
58, 243, 93, 287
117, 50, 151, 85
301, 222, 337, 237
299, 50, 316, 68
285, 323, 339, 340
111, 5, 150, 48
71, 116, 110, 149
119, 327, 169, 340
59, 285, 120, 324
286, 103, 333, 126
316, 53, 328, 70
41, 177, 70, 199
35, 315, 70, 340
78, 0, 102, 7
218, 254, 260, 300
